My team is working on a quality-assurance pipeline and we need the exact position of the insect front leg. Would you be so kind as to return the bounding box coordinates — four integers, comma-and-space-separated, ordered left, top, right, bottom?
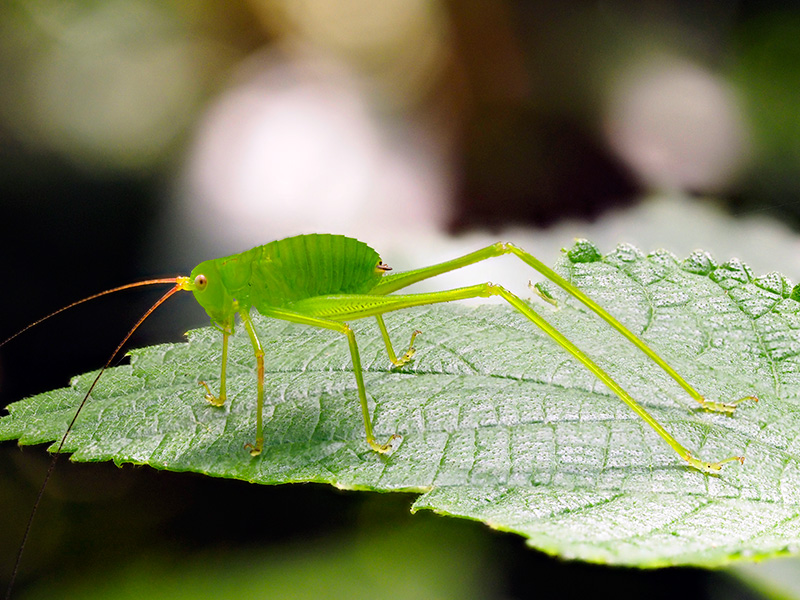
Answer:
238, 310, 266, 456
199, 321, 232, 407
375, 315, 420, 368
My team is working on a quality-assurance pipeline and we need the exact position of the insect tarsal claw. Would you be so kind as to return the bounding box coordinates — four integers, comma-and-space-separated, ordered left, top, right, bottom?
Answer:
199, 381, 225, 407
245, 438, 264, 456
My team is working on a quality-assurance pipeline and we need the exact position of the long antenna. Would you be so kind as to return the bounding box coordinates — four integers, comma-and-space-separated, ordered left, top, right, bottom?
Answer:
4, 277, 190, 600
0, 278, 184, 350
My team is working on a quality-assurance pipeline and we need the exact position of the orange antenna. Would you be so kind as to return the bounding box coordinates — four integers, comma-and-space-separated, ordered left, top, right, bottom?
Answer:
0, 277, 187, 350
5, 277, 190, 599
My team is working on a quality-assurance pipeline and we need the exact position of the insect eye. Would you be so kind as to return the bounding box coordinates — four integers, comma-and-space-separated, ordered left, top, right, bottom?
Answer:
194, 274, 208, 290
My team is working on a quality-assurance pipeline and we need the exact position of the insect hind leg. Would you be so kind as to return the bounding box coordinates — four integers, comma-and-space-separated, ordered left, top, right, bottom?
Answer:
288, 285, 743, 472
371, 242, 756, 414
503, 243, 758, 414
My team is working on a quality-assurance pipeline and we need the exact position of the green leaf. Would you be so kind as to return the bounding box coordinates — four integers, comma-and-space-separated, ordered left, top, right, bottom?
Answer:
3, 241, 800, 567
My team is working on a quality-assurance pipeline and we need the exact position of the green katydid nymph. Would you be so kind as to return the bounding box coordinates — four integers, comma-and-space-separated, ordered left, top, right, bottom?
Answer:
180, 233, 759, 468
3, 233, 760, 597
7, 233, 757, 468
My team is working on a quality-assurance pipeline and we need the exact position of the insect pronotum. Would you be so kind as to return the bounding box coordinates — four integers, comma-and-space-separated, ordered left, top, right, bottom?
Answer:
4, 233, 756, 597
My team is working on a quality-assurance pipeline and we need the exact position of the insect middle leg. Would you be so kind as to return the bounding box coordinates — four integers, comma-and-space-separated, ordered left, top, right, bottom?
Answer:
249, 308, 399, 454
375, 315, 420, 367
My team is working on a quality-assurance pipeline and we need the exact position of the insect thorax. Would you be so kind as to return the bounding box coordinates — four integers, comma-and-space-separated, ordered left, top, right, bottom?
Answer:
227, 234, 386, 310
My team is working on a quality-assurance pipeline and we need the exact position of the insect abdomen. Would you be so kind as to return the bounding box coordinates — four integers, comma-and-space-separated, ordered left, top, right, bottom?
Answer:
248, 234, 384, 308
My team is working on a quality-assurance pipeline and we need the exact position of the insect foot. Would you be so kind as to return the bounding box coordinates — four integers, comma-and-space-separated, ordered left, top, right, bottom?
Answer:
697, 395, 759, 415
246, 437, 264, 457
392, 330, 422, 368
685, 451, 745, 474
369, 434, 401, 454
199, 381, 226, 407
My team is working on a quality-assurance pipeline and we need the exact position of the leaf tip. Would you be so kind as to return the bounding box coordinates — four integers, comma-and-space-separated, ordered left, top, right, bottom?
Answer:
566, 239, 601, 263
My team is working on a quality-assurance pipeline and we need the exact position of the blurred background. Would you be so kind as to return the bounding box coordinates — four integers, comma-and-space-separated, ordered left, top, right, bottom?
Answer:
1, 1, 800, 598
